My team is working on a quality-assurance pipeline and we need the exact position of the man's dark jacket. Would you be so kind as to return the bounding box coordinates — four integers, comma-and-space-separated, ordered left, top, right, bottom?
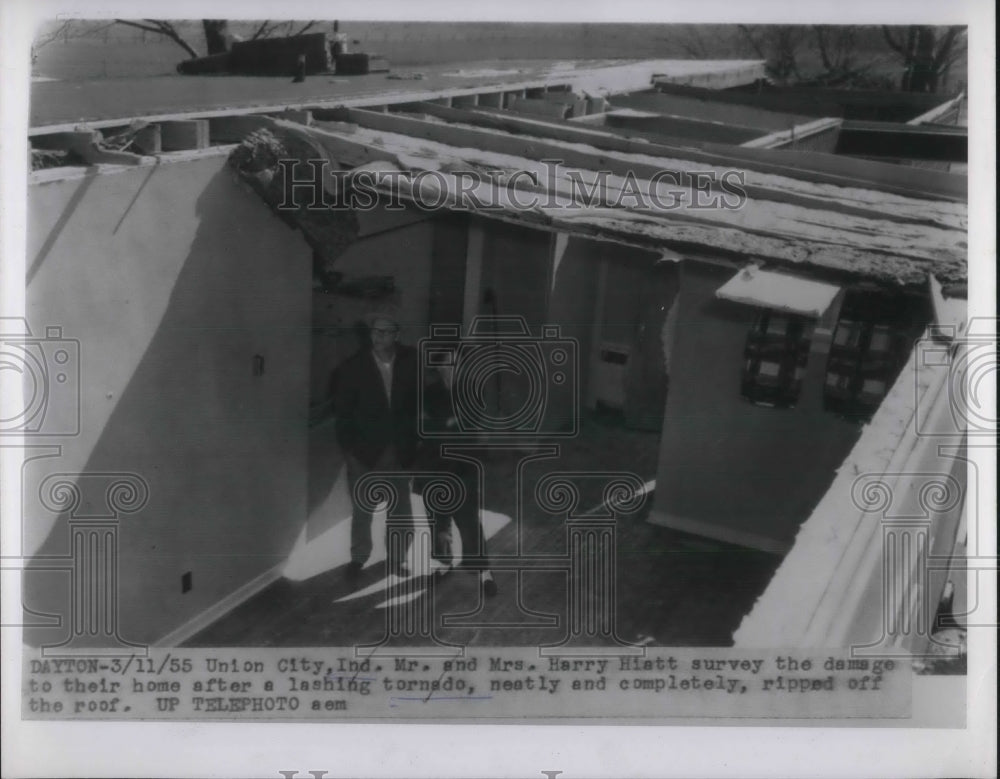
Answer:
333, 345, 420, 469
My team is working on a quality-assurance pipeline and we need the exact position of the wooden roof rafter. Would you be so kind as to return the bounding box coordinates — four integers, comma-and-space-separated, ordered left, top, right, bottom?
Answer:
237, 117, 968, 288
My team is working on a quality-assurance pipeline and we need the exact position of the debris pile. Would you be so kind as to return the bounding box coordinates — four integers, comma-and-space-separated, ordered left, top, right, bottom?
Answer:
227, 124, 360, 275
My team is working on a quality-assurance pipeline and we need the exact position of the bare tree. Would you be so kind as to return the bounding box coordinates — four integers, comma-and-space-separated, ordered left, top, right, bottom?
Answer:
814, 26, 858, 82
113, 20, 200, 58
112, 19, 321, 60
31, 20, 116, 65
882, 25, 966, 93
737, 25, 807, 84
810, 25, 892, 87
248, 21, 317, 41
675, 25, 713, 59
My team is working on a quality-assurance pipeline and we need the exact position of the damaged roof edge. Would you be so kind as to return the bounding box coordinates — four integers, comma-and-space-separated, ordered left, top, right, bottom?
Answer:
732, 321, 967, 649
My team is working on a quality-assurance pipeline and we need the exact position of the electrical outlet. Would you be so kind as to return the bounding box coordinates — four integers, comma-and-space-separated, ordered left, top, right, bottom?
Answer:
182, 571, 192, 593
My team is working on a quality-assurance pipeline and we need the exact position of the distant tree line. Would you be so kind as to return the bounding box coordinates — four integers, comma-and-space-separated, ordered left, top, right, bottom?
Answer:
110, 19, 319, 57
735, 24, 966, 92
32, 20, 967, 94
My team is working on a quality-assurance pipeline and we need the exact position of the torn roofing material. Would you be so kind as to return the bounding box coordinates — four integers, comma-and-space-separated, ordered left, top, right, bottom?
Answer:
241, 117, 967, 288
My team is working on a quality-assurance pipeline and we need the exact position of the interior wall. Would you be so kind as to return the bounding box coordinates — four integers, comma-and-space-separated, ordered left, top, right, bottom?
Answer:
649, 260, 864, 552
427, 213, 470, 328
478, 219, 552, 333
309, 215, 435, 406
471, 219, 553, 427
546, 236, 601, 431
585, 243, 657, 413
599, 251, 648, 345
23, 154, 312, 647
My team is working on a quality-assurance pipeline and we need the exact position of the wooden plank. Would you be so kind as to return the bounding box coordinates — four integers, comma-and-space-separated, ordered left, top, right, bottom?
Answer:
908, 93, 965, 125
408, 101, 966, 203
266, 118, 965, 286
656, 60, 766, 89
326, 105, 962, 227
602, 111, 763, 144
30, 130, 151, 165
273, 109, 314, 126
159, 119, 210, 151
741, 117, 842, 149
611, 91, 814, 132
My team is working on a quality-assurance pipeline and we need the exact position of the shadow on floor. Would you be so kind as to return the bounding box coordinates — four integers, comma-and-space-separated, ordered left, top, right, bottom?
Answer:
187, 410, 782, 648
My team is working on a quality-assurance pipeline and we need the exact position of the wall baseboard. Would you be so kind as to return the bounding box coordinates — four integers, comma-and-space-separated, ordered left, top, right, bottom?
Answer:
647, 509, 789, 555
153, 562, 284, 648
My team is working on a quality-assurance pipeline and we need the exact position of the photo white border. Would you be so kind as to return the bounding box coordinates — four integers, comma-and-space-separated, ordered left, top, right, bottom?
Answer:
2, 0, 995, 776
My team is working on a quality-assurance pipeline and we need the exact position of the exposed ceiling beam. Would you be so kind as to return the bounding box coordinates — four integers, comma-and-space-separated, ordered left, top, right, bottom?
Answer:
402, 101, 966, 203
257, 119, 966, 287
324, 105, 964, 230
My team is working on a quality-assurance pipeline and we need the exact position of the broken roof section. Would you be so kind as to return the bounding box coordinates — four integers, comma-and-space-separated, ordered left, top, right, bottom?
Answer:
232, 110, 966, 289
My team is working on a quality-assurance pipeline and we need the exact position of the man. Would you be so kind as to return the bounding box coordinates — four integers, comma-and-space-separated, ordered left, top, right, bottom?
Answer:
334, 307, 419, 580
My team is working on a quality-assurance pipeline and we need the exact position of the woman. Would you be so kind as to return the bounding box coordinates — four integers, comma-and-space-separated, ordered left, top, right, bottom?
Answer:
416, 361, 497, 597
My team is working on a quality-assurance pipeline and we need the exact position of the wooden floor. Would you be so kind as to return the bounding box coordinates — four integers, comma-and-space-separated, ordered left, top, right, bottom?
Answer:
187, 412, 782, 648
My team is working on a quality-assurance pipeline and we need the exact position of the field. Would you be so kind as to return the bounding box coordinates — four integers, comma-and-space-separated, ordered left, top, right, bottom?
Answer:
32, 21, 966, 93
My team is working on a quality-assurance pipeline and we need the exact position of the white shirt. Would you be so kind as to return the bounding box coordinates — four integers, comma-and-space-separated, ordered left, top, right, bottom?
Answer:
374, 352, 394, 404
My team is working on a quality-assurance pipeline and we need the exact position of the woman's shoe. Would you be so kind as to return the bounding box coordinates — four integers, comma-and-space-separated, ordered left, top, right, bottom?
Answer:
389, 560, 412, 578
481, 571, 498, 598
